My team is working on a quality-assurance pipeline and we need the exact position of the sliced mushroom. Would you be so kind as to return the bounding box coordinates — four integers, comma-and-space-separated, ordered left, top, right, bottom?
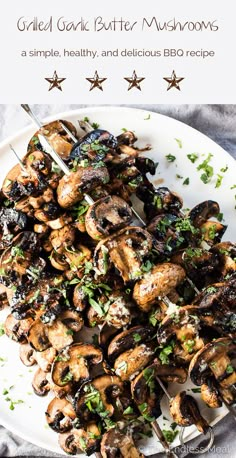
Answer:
32, 367, 51, 396
4, 314, 34, 343
74, 375, 123, 423
45, 397, 76, 432
59, 310, 84, 332
85, 195, 132, 240
136, 185, 183, 221
59, 424, 101, 456
57, 166, 110, 208
70, 128, 118, 160
131, 365, 164, 420
189, 338, 236, 393
100, 427, 144, 458
34, 347, 57, 372
157, 306, 204, 364
189, 200, 220, 227
49, 225, 76, 253
94, 227, 153, 282
27, 120, 77, 160
28, 319, 73, 352
133, 262, 186, 312
51, 343, 103, 387
0, 208, 27, 250
211, 242, 236, 277
200, 220, 227, 246
108, 325, 154, 363
201, 378, 222, 408
114, 343, 155, 381
19, 343, 36, 366
170, 391, 209, 433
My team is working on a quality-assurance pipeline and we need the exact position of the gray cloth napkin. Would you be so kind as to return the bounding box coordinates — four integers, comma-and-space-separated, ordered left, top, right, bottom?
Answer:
0, 104, 235, 458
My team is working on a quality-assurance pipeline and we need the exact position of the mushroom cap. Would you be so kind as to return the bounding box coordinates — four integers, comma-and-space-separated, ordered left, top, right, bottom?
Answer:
108, 325, 154, 363
133, 263, 186, 312
45, 397, 76, 432
85, 195, 132, 240
189, 337, 236, 386
100, 427, 144, 458
51, 343, 103, 387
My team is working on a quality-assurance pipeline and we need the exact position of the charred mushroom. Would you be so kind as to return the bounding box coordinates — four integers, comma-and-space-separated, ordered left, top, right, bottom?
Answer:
85, 195, 132, 240
100, 427, 144, 458
51, 343, 103, 387
59, 424, 101, 456
133, 263, 186, 312
45, 397, 76, 432
169, 391, 209, 433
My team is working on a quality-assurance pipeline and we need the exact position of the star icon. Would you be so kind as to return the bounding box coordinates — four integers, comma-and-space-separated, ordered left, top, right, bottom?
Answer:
45, 71, 66, 91
86, 71, 107, 91
124, 70, 145, 91
163, 70, 184, 91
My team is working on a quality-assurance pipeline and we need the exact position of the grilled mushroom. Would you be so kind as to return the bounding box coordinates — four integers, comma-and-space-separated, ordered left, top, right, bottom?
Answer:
28, 120, 77, 160
4, 314, 34, 343
94, 227, 153, 282
85, 195, 132, 240
34, 347, 57, 372
211, 242, 236, 277
189, 338, 236, 393
0, 208, 27, 250
189, 200, 220, 227
45, 397, 76, 432
108, 325, 154, 363
19, 343, 36, 366
73, 375, 123, 423
32, 367, 51, 396
157, 306, 204, 364
59, 424, 101, 456
201, 378, 222, 409
57, 166, 110, 208
70, 129, 118, 160
169, 391, 209, 433
114, 343, 155, 381
136, 185, 183, 221
100, 427, 144, 458
51, 343, 103, 387
28, 319, 74, 352
133, 263, 186, 312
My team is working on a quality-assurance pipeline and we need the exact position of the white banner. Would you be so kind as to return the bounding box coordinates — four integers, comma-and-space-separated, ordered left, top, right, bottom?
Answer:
0, 0, 234, 103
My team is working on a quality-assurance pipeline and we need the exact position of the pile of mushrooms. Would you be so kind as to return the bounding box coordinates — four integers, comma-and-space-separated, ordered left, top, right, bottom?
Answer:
0, 114, 235, 458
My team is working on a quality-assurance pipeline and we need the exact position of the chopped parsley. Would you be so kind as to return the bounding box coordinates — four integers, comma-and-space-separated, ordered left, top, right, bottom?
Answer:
133, 333, 142, 343
159, 341, 174, 365
0, 323, 5, 336
92, 122, 100, 129
123, 406, 134, 415
191, 387, 201, 393
144, 114, 151, 120
162, 429, 178, 443
165, 154, 176, 163
226, 364, 234, 374
62, 371, 73, 384
183, 177, 190, 186
183, 339, 195, 353
141, 260, 153, 273
215, 174, 223, 188
197, 153, 214, 184
187, 153, 199, 163
220, 165, 228, 173
175, 138, 182, 149
139, 403, 155, 422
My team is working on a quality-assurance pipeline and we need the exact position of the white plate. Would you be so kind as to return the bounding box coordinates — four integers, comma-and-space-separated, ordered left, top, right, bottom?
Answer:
0, 106, 235, 457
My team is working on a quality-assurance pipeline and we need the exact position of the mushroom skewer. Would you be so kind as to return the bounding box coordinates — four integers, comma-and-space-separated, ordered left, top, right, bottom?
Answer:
156, 377, 214, 454
21, 104, 146, 225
